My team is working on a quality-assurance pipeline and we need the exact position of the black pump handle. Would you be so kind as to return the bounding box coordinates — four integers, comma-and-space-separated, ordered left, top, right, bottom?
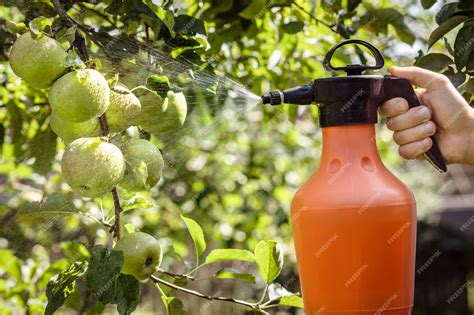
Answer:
383, 77, 448, 172
323, 39, 385, 75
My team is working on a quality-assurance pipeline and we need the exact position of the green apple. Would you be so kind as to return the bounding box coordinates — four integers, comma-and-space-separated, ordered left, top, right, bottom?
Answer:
9, 32, 67, 89
114, 232, 162, 280
49, 69, 110, 123
119, 139, 164, 191
136, 90, 187, 135
106, 84, 141, 133
50, 111, 100, 143
61, 137, 125, 198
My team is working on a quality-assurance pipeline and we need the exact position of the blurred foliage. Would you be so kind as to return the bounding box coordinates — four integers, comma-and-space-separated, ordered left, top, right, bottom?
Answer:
0, 0, 473, 314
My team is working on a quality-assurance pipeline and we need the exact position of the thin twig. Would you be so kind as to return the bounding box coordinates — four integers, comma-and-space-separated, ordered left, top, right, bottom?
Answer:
150, 275, 261, 310
157, 269, 195, 281
110, 188, 123, 239
291, 1, 337, 32
77, 3, 116, 27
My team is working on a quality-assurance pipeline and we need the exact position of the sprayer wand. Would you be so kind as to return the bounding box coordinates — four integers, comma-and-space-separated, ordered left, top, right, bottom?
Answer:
262, 85, 315, 106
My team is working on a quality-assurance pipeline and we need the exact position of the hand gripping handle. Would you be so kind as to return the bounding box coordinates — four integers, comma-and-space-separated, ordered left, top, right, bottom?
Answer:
382, 77, 447, 172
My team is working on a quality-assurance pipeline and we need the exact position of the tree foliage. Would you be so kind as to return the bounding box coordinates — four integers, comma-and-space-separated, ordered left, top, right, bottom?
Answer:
0, 0, 472, 314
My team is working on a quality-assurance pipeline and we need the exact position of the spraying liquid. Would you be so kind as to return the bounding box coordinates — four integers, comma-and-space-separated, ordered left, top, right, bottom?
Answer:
91, 32, 262, 113
86, 31, 262, 170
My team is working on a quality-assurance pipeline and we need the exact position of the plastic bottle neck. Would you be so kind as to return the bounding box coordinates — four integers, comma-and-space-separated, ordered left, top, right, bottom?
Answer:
320, 124, 383, 168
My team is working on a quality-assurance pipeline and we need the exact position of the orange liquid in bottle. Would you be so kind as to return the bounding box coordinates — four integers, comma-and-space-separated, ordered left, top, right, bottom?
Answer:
291, 124, 416, 314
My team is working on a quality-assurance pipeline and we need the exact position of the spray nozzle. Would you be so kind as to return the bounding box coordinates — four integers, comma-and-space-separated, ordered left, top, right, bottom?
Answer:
261, 85, 315, 106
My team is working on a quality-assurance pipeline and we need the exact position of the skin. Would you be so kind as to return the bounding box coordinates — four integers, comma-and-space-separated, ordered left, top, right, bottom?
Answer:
9, 32, 67, 89
379, 66, 474, 165
114, 232, 162, 281
137, 90, 187, 135
49, 69, 110, 123
119, 139, 164, 191
106, 84, 141, 133
50, 111, 100, 143
61, 137, 125, 198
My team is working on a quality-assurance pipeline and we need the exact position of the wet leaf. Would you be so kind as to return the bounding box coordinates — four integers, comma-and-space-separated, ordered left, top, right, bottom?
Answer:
254, 241, 283, 284
214, 268, 256, 284
45, 262, 87, 315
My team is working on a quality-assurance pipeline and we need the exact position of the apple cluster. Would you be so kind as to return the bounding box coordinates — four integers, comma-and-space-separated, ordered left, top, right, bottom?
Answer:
9, 31, 175, 280
9, 32, 188, 198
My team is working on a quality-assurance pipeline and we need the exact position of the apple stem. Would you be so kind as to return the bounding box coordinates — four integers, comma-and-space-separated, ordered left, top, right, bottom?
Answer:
98, 115, 109, 137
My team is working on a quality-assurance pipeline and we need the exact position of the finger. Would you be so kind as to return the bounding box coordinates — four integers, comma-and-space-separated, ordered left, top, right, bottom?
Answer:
386, 106, 431, 131
379, 97, 409, 118
414, 88, 432, 110
398, 138, 433, 160
390, 66, 449, 90
393, 121, 436, 145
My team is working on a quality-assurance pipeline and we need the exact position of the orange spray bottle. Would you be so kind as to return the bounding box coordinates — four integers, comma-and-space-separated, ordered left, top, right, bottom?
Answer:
262, 40, 447, 314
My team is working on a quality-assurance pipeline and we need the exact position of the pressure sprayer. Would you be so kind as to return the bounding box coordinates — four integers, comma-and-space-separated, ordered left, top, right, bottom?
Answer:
261, 39, 447, 314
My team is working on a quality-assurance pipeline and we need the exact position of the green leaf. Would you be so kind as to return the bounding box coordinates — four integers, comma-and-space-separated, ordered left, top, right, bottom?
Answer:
435, 2, 459, 25
5, 100, 24, 159
0, 249, 22, 282
113, 274, 140, 315
347, 0, 362, 11
421, 0, 437, 9
45, 262, 87, 315
146, 75, 171, 98
448, 72, 467, 88
28, 16, 52, 36
205, 249, 255, 264
239, 0, 268, 20
163, 297, 188, 315
278, 295, 304, 308
254, 241, 283, 284
121, 193, 154, 212
460, 78, 474, 95
6, 21, 27, 35
454, 24, 474, 70
428, 15, 469, 48
174, 15, 206, 35
18, 193, 77, 217
268, 282, 292, 300
214, 268, 256, 284
29, 126, 57, 175
142, 1, 175, 32
60, 241, 90, 262
359, 8, 415, 44
414, 53, 453, 72
85, 245, 124, 304
264, 283, 304, 308
181, 215, 206, 259
281, 21, 304, 34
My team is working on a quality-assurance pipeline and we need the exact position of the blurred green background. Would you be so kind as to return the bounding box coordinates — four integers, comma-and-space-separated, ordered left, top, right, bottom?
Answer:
0, 0, 473, 314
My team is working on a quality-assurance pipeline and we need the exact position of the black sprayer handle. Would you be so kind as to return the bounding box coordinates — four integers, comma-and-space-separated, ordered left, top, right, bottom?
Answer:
382, 76, 447, 172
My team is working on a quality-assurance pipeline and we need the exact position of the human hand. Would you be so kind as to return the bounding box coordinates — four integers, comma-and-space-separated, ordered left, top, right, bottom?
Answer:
379, 66, 474, 165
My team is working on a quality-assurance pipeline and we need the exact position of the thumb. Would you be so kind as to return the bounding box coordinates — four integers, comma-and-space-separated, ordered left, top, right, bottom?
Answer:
390, 66, 447, 90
